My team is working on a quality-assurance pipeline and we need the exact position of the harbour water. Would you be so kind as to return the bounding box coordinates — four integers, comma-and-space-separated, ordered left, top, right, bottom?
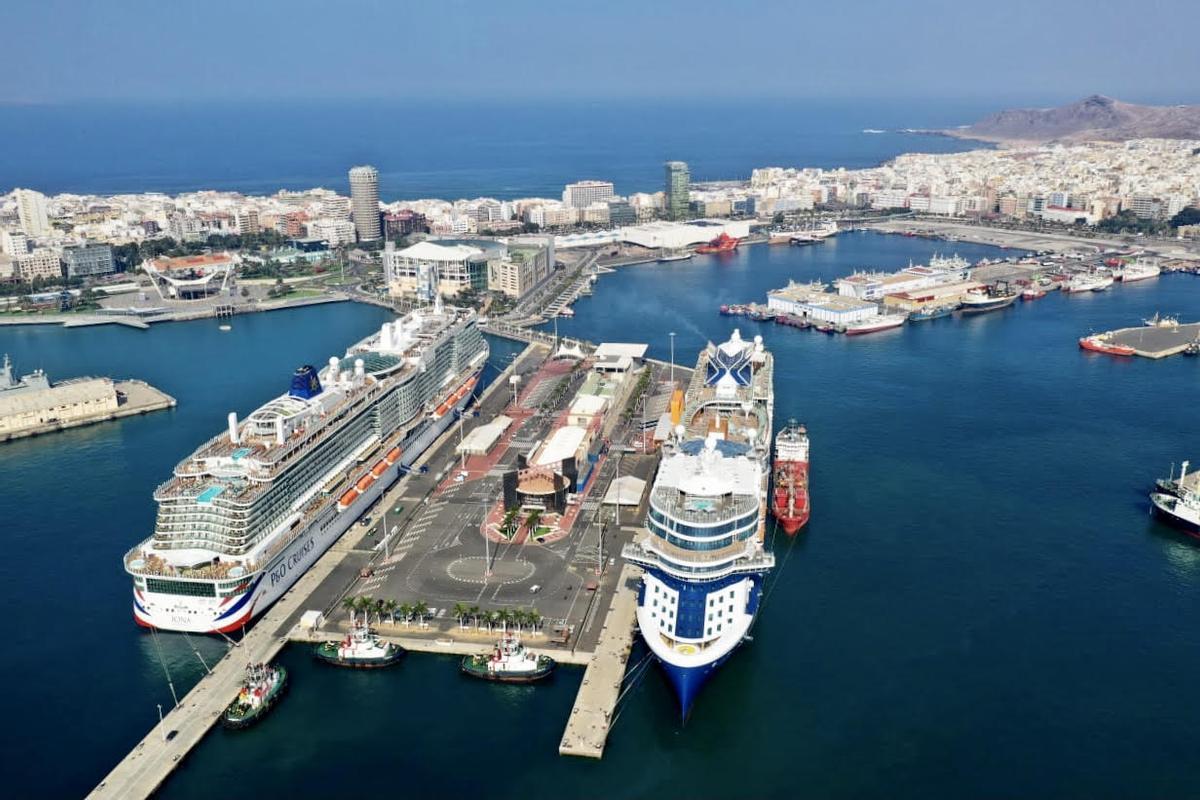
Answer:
6, 237, 1200, 797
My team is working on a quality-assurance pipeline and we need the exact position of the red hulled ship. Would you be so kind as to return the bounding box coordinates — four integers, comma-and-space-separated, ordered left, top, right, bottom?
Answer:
771, 421, 810, 534
696, 233, 740, 254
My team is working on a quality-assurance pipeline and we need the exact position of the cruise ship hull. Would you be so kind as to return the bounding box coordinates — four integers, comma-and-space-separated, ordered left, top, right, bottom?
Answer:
636, 571, 764, 719
131, 370, 480, 633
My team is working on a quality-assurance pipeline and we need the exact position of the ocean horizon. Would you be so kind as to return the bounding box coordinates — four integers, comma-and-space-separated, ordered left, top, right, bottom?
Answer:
0, 97, 1002, 201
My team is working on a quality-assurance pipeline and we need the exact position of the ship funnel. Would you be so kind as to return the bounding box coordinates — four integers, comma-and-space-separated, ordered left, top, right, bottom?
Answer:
328, 356, 340, 380
227, 412, 239, 444
1183, 460, 1191, 481
354, 358, 365, 379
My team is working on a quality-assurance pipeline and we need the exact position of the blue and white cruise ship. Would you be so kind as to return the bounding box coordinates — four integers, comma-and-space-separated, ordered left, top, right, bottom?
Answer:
623, 330, 775, 717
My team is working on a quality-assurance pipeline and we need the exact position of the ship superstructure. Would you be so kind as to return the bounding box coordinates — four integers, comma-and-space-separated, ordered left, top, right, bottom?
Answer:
623, 329, 775, 717
125, 300, 487, 632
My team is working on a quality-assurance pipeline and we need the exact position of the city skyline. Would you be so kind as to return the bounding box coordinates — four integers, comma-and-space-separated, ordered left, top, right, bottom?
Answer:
4, 0, 1200, 104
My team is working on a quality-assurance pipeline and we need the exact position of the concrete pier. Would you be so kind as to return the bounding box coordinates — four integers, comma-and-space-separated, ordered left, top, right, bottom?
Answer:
559, 563, 641, 759
0, 379, 175, 443
1103, 321, 1200, 358
88, 525, 362, 799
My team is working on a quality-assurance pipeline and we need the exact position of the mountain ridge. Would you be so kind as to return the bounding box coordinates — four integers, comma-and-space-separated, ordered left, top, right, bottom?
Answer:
948, 95, 1200, 144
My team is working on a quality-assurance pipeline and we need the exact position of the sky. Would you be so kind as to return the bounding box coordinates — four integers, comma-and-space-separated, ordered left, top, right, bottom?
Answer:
4, 0, 1200, 105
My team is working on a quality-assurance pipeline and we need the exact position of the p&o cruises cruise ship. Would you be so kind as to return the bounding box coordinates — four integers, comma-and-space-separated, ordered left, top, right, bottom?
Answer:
124, 299, 487, 632
623, 330, 775, 717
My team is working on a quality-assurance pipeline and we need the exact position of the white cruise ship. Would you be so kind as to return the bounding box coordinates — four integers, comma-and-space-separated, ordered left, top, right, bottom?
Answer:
623, 330, 775, 717
125, 299, 488, 632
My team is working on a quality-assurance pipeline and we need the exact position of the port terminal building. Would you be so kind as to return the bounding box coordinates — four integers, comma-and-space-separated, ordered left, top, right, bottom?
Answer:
767, 282, 879, 325
142, 252, 239, 301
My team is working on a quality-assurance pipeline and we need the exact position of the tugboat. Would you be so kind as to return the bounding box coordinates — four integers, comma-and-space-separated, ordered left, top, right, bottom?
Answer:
315, 624, 405, 668
460, 633, 556, 683
696, 233, 740, 254
1151, 486, 1200, 535
222, 662, 288, 730
771, 422, 810, 534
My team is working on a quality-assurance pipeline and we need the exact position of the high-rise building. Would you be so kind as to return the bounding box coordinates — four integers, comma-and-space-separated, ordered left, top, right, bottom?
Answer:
16, 189, 50, 237
234, 209, 260, 236
348, 165, 382, 242
562, 180, 615, 209
664, 161, 690, 221
62, 242, 116, 278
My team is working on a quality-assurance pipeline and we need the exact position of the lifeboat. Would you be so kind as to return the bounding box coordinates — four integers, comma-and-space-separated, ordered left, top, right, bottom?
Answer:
356, 474, 374, 491
385, 447, 402, 465
337, 488, 360, 510
371, 460, 388, 478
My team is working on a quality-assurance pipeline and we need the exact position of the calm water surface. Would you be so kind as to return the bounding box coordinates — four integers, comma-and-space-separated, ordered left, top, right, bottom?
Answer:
5, 236, 1200, 797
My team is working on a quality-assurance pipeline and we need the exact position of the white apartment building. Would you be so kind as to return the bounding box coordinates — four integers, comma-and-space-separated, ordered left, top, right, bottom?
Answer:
563, 180, 615, 209
16, 189, 50, 237
309, 218, 356, 247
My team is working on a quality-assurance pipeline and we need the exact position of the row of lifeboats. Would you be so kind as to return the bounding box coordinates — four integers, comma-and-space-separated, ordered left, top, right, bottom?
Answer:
431, 376, 477, 419
337, 446, 403, 511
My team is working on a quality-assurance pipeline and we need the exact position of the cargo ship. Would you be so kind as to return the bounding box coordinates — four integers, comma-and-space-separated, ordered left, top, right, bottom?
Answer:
959, 284, 1017, 314
844, 314, 907, 335
623, 329, 774, 717
124, 298, 488, 633
696, 233, 740, 254
771, 422, 809, 534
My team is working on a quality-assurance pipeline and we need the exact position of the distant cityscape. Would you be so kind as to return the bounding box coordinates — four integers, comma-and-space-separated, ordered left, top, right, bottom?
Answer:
2, 137, 1200, 308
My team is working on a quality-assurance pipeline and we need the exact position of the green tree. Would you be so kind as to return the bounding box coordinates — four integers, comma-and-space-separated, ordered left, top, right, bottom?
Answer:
341, 596, 358, 625
452, 602, 470, 629
412, 601, 429, 627
1170, 206, 1200, 228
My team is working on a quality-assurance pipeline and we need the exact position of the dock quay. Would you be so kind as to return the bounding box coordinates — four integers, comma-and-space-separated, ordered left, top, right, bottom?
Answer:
559, 563, 642, 759
1098, 322, 1200, 359
1, 378, 175, 442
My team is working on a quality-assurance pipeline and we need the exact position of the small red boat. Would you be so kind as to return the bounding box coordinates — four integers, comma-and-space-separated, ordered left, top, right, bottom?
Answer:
771, 422, 810, 534
1021, 287, 1046, 300
1079, 335, 1135, 356
696, 233, 740, 254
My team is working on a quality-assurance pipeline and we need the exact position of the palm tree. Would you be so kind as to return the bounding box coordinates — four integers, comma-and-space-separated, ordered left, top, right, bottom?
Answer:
383, 599, 398, 625
398, 602, 414, 627
341, 596, 357, 625
487, 610, 501, 633
468, 605, 482, 630
413, 601, 429, 628
452, 602, 469, 629
373, 598, 386, 625
527, 609, 542, 633
355, 596, 373, 627
510, 609, 527, 634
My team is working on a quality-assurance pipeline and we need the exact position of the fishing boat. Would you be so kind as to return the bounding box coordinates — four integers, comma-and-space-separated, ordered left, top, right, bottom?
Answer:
844, 314, 907, 335
1078, 334, 1135, 356
909, 305, 957, 321
959, 284, 1017, 314
1063, 273, 1114, 293
659, 248, 693, 262
1150, 466, 1200, 534
460, 633, 556, 683
1021, 286, 1046, 300
774, 314, 810, 329
1144, 312, 1180, 328
222, 663, 288, 730
314, 624, 405, 668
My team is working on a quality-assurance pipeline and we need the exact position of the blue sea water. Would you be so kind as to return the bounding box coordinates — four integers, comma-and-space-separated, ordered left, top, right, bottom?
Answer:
0, 98, 993, 199
5, 235, 1200, 797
